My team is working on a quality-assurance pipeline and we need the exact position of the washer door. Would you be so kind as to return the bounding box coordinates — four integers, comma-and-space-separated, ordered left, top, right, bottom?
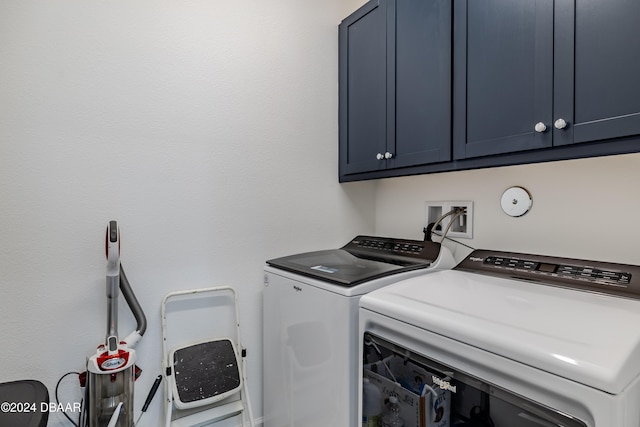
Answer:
364, 332, 589, 427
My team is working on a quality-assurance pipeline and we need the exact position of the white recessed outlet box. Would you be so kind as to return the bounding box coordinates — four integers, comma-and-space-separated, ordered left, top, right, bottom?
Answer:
425, 201, 473, 239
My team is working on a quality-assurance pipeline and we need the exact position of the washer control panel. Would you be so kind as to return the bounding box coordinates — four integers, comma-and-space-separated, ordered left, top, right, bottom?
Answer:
457, 250, 640, 299
343, 236, 442, 264
353, 238, 424, 254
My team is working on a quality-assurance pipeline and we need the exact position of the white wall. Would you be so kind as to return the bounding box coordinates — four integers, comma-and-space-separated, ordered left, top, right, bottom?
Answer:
374, 153, 640, 265
5, 1, 640, 426
0, 1, 373, 426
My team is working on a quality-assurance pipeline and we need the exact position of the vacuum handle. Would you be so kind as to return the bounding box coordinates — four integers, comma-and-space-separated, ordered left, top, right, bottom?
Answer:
106, 221, 121, 340
105, 220, 147, 346
106, 221, 120, 277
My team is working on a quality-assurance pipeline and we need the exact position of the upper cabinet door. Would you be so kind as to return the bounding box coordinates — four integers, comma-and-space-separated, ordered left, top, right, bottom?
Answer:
554, 0, 640, 146
339, 0, 452, 180
453, 0, 554, 160
339, 0, 388, 176
387, 0, 452, 169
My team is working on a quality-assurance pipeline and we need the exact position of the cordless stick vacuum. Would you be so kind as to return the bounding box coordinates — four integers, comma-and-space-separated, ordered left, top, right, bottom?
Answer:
84, 221, 147, 427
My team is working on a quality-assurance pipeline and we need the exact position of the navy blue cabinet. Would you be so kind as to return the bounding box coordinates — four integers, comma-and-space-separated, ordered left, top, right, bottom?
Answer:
454, 0, 640, 159
339, 1, 387, 176
554, 0, 640, 147
453, 0, 554, 159
339, 0, 451, 179
339, 0, 640, 182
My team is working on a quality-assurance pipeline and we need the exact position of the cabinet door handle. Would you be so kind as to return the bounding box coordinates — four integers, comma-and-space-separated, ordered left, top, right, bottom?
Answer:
554, 118, 568, 130
376, 153, 384, 160
384, 152, 393, 159
534, 122, 547, 133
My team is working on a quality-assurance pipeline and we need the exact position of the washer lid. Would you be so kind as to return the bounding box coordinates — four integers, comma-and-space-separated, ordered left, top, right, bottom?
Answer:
360, 268, 640, 394
266, 236, 442, 287
267, 248, 423, 287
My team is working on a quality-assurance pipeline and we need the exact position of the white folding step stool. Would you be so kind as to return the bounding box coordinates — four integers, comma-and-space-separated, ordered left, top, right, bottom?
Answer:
161, 286, 255, 427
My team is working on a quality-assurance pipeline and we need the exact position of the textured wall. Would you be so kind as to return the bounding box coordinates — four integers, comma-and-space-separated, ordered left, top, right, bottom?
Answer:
374, 153, 640, 265
0, 1, 373, 425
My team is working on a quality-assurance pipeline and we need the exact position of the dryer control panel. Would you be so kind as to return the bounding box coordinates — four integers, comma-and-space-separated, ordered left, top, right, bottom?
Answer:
456, 250, 640, 299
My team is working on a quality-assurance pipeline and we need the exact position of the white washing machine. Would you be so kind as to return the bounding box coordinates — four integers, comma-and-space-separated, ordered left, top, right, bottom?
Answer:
359, 249, 640, 427
262, 236, 456, 427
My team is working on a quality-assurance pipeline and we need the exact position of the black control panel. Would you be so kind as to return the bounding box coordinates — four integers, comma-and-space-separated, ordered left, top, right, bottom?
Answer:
457, 250, 640, 299
343, 236, 442, 265
352, 238, 424, 254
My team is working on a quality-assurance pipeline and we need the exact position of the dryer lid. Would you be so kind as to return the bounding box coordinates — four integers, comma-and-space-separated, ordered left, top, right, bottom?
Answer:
360, 267, 640, 394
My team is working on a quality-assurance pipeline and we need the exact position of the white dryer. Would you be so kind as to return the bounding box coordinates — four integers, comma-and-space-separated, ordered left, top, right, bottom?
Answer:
359, 249, 640, 427
263, 236, 456, 426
